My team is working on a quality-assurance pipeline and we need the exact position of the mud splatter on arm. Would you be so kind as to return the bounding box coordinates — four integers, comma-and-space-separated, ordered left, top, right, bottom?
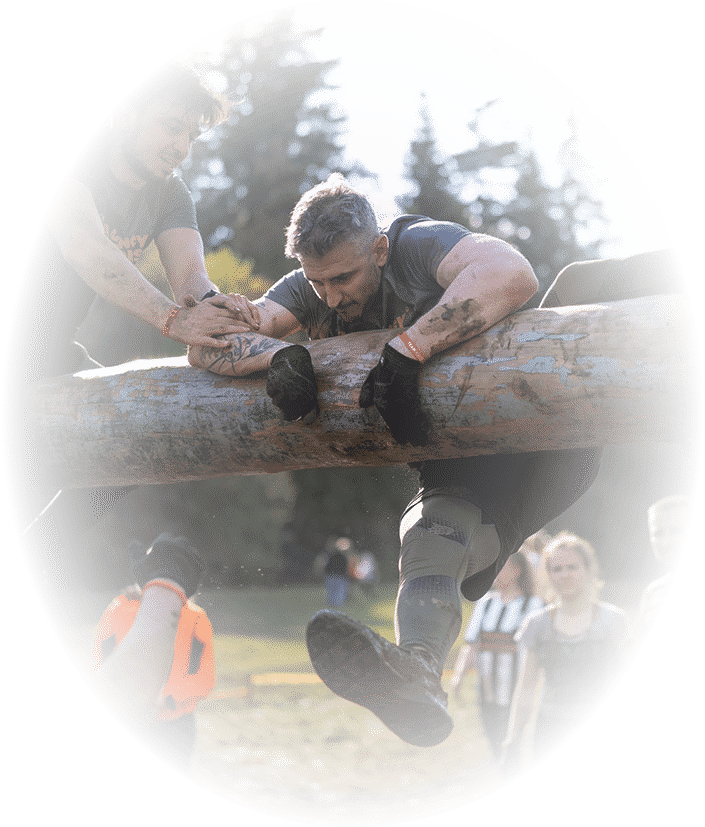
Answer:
390, 235, 537, 362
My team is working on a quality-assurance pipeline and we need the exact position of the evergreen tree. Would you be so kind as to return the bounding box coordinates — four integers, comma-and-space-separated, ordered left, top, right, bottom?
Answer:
397, 96, 468, 225
185, 12, 352, 280
450, 103, 610, 302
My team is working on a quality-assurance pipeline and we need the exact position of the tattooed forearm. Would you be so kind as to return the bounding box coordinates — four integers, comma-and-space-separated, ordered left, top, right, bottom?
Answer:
227, 335, 283, 361
190, 334, 286, 377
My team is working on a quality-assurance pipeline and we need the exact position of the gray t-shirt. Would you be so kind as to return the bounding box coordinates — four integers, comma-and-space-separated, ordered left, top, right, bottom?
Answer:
83, 155, 198, 265
264, 215, 470, 338
30, 149, 198, 382
516, 602, 629, 714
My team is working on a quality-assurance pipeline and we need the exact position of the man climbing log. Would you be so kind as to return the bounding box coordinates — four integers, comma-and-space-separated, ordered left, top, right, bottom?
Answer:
28, 292, 689, 486
184, 174, 686, 747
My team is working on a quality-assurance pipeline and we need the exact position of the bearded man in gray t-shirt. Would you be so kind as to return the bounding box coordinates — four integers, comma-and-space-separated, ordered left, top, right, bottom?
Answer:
189, 173, 601, 747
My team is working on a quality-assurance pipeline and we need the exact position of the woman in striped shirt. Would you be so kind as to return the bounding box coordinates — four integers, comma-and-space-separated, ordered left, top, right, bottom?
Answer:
450, 550, 543, 758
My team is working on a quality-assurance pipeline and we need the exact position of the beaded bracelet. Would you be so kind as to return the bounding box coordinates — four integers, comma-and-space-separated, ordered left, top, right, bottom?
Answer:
143, 578, 188, 606
399, 331, 424, 361
162, 305, 181, 337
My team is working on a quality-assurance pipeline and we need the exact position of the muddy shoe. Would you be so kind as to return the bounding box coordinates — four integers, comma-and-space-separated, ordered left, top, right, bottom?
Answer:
306, 609, 453, 747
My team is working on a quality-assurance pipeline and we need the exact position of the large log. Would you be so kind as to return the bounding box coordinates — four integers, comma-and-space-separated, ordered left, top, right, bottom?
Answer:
26, 295, 694, 489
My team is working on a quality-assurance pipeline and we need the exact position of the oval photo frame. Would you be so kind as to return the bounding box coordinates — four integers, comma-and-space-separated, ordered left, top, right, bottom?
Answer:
2, 1, 694, 820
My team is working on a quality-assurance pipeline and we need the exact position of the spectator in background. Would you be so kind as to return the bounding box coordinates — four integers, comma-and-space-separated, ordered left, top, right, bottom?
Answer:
639, 495, 693, 633
324, 537, 351, 607
502, 532, 629, 769
450, 551, 543, 760
352, 551, 380, 598
92, 533, 215, 769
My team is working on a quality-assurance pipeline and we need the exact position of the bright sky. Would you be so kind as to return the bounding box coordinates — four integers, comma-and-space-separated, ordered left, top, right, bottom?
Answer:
182, 0, 670, 256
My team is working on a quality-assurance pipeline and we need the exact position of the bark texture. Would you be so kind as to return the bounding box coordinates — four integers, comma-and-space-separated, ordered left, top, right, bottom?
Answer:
26, 295, 693, 488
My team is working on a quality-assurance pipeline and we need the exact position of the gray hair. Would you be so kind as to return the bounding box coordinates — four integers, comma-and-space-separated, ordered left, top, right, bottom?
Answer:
285, 173, 379, 259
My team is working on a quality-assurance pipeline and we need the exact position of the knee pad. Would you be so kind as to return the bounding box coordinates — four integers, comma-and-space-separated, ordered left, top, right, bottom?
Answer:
398, 494, 483, 585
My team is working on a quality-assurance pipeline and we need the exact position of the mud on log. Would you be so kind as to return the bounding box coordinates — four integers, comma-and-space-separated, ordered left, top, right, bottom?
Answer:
27, 295, 693, 489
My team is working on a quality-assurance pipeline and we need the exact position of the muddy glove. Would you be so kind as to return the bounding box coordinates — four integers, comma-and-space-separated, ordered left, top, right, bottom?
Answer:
131, 533, 206, 599
359, 343, 431, 446
266, 344, 318, 422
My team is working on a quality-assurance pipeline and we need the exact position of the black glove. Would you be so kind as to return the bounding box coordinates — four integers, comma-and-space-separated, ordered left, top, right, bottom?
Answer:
266, 345, 318, 422
131, 533, 206, 598
359, 342, 431, 446
499, 741, 521, 781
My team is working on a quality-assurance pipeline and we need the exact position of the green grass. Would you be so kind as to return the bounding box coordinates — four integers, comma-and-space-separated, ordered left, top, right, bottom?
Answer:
185, 585, 500, 825
201, 584, 401, 682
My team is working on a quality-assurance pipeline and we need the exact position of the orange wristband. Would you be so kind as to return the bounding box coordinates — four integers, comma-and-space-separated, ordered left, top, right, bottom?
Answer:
143, 578, 188, 606
399, 332, 424, 361
162, 305, 181, 337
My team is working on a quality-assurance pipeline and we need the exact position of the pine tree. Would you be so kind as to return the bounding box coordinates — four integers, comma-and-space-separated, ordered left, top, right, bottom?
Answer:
397, 95, 468, 226
185, 12, 350, 280
450, 103, 610, 303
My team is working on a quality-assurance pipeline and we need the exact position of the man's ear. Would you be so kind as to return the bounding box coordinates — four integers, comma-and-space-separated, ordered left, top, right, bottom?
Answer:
373, 234, 389, 266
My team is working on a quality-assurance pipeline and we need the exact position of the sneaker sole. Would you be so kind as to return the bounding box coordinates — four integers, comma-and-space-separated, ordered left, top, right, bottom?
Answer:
306, 610, 453, 747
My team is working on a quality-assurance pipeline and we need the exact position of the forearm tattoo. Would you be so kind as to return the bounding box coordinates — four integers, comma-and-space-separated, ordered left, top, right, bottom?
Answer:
197, 334, 284, 376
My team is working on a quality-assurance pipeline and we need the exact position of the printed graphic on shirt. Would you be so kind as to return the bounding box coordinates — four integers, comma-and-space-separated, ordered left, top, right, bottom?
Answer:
103, 223, 151, 263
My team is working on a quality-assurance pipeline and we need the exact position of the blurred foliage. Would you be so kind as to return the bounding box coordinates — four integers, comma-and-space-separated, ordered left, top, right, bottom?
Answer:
58, 473, 296, 592
400, 97, 611, 305
204, 247, 271, 298
397, 94, 469, 226
183, 10, 367, 280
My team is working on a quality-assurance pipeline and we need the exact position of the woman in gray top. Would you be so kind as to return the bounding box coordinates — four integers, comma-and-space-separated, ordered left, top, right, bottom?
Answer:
503, 532, 629, 766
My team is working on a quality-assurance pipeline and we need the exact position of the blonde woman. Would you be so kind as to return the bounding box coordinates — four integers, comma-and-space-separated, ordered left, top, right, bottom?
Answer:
502, 532, 629, 767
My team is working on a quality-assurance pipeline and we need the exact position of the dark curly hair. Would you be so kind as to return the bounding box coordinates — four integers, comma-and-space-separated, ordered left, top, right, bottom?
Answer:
128, 62, 230, 130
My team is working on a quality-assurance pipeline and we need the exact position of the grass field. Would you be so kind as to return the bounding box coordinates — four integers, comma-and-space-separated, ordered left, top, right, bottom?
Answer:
69, 584, 507, 825
191, 585, 501, 825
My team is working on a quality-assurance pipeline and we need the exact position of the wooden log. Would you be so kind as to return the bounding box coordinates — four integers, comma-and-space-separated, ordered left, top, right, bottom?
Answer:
26, 295, 694, 489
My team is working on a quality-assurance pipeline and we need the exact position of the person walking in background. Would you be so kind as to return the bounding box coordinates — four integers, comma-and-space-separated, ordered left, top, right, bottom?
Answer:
352, 551, 380, 599
502, 532, 629, 769
324, 537, 352, 607
92, 533, 215, 770
450, 551, 542, 759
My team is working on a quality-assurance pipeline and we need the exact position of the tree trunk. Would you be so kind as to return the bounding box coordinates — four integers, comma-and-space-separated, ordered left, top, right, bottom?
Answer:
25, 295, 693, 489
